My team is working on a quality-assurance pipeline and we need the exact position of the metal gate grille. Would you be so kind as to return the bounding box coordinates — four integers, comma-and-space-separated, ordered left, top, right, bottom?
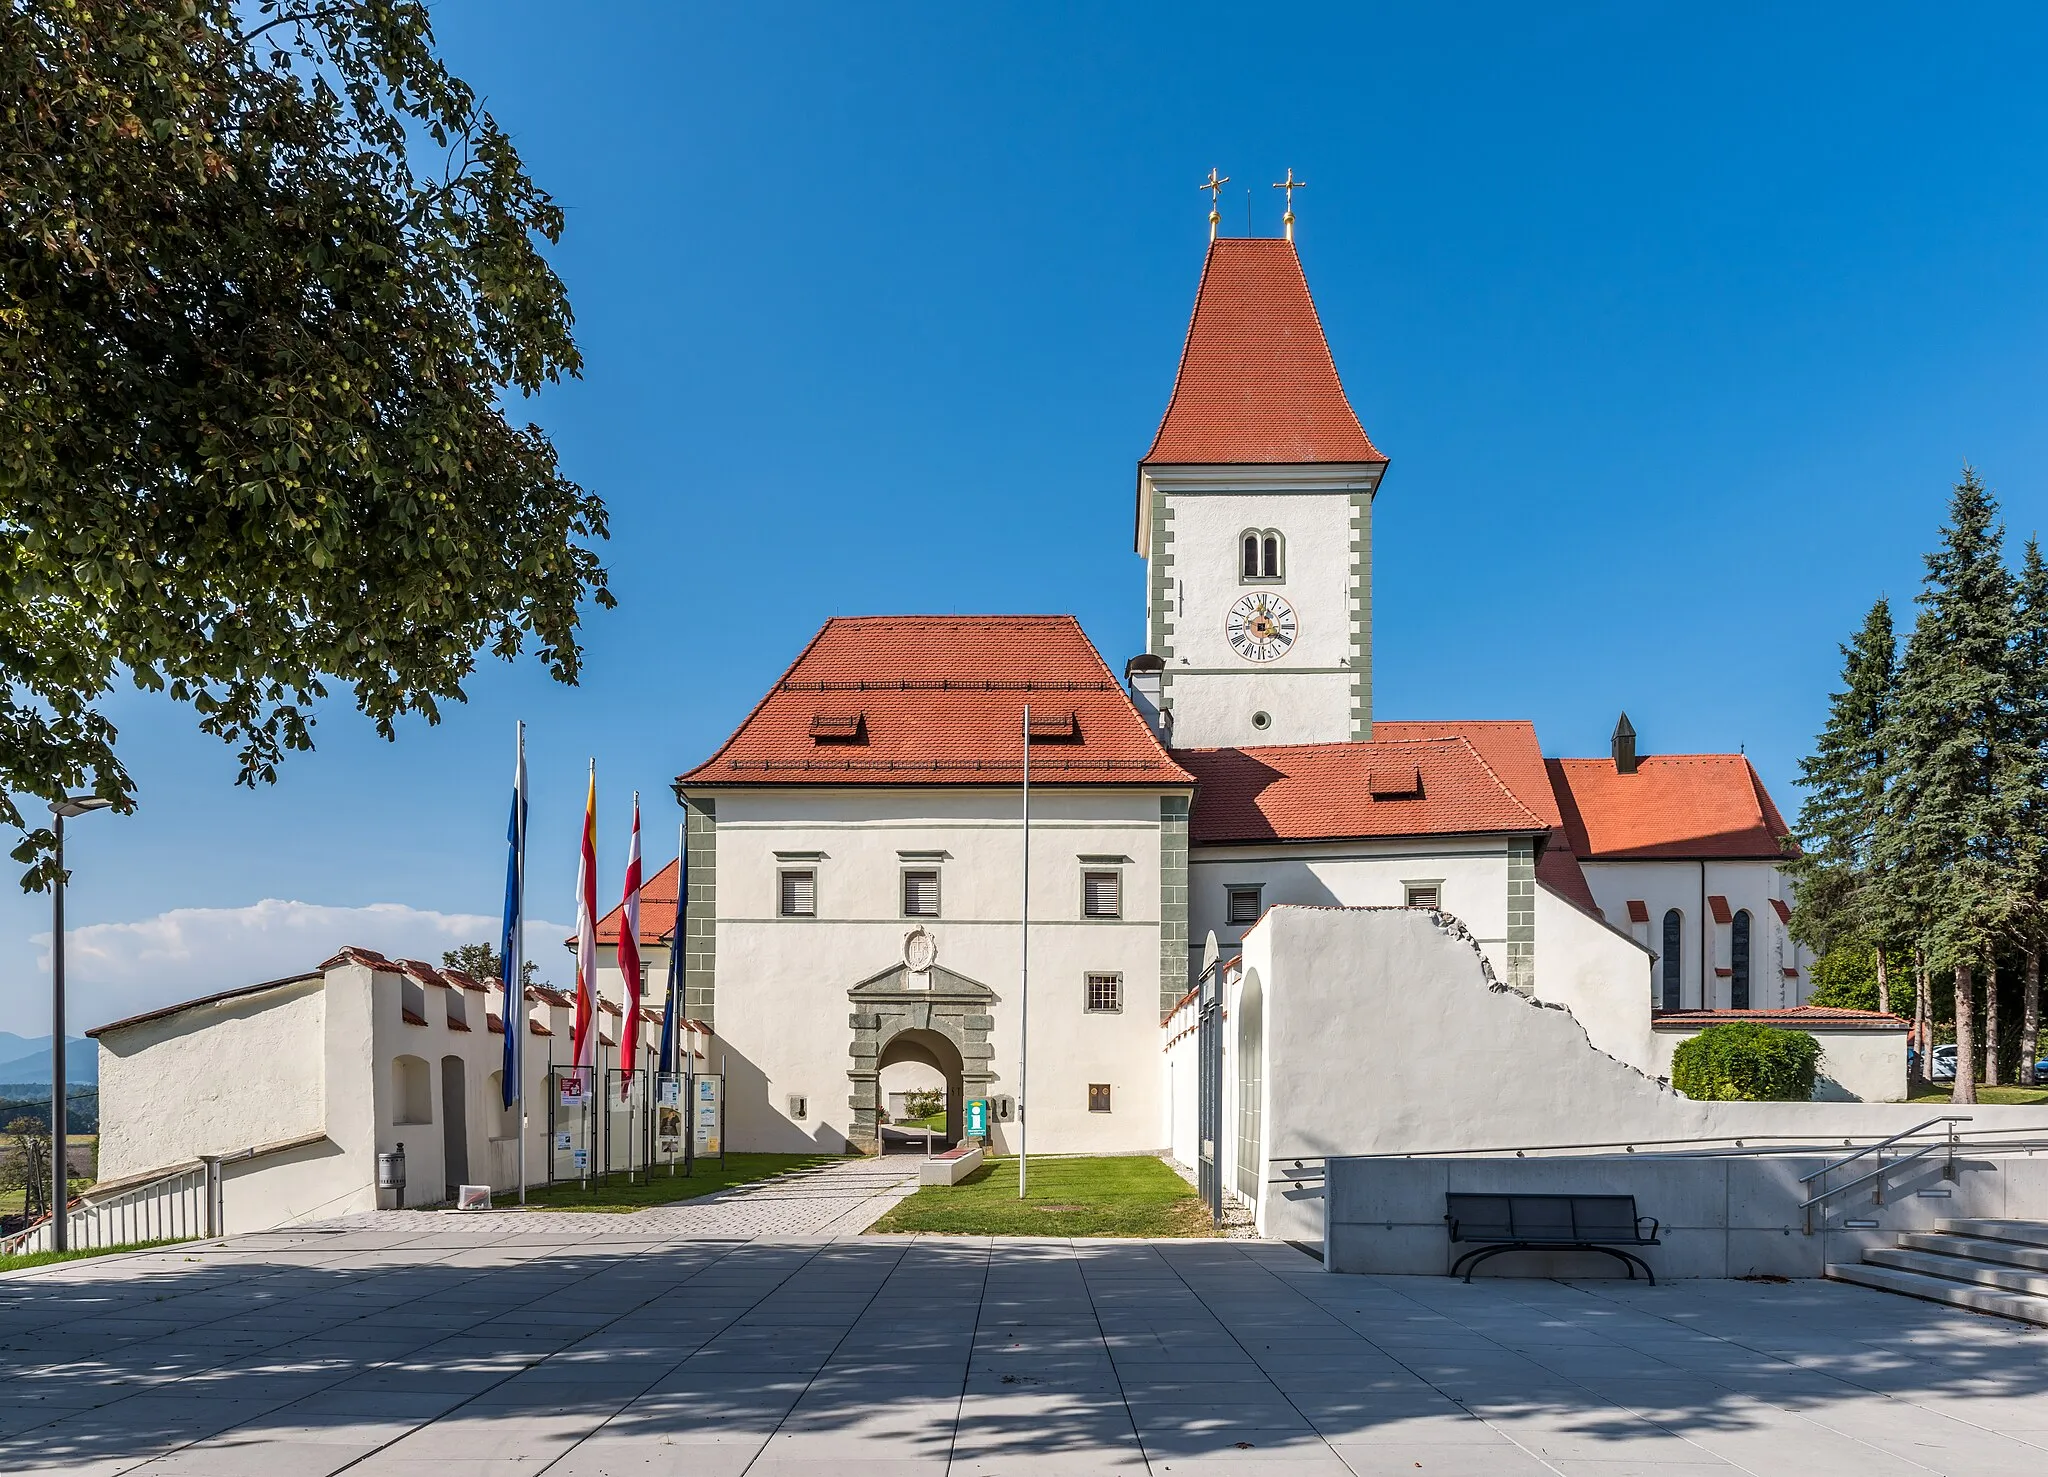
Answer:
1196, 964, 1223, 1226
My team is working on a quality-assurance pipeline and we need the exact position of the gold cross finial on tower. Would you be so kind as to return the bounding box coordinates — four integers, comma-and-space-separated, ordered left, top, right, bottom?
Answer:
1200, 168, 1230, 241
1271, 167, 1306, 241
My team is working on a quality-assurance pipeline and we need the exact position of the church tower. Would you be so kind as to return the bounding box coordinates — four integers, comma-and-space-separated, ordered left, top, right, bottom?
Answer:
1133, 237, 1387, 750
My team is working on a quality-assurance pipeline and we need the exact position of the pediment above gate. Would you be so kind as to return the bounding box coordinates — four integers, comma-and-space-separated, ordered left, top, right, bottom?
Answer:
848, 962, 997, 1004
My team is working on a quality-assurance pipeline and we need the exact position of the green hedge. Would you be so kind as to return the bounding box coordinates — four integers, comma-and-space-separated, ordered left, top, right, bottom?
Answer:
1671, 1022, 1821, 1101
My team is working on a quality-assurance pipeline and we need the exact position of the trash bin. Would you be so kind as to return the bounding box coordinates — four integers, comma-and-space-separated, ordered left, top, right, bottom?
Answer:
376, 1143, 407, 1207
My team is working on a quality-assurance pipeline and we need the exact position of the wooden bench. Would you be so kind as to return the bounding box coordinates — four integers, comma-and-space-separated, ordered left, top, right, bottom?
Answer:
1444, 1193, 1661, 1284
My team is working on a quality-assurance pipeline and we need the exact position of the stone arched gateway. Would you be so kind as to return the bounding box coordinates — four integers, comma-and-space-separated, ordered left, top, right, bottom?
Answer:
848, 962, 995, 1154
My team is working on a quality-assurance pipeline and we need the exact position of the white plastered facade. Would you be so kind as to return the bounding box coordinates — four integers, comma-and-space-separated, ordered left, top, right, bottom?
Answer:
1580, 858, 1813, 1011
93, 956, 573, 1232
1140, 464, 1381, 749
686, 784, 1181, 1156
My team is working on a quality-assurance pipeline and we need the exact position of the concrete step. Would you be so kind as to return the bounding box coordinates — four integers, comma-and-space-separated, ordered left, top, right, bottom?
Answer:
1827, 1261, 2048, 1326
1865, 1245, 2048, 1296
1898, 1231, 2048, 1272
1935, 1218, 2048, 1250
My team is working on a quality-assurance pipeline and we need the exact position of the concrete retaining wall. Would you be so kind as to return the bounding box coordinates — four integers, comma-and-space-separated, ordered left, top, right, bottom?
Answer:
1326, 1151, 2048, 1278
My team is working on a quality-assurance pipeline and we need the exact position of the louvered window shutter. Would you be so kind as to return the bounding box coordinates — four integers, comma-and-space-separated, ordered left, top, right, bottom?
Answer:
780, 870, 816, 917
902, 870, 940, 917
1083, 871, 1121, 919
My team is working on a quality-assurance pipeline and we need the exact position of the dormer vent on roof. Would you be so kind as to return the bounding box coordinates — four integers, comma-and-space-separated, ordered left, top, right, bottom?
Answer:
809, 712, 866, 743
1368, 765, 1423, 799
1026, 710, 1079, 742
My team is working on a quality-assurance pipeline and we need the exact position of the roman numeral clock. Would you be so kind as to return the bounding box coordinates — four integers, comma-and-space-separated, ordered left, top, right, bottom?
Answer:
1225, 592, 1297, 662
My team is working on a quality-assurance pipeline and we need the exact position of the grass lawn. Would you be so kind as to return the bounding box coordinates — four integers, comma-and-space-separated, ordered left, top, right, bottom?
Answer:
517, 1152, 840, 1213
869, 1154, 1216, 1238
2, 1238, 192, 1273
894, 1113, 946, 1132
1909, 1085, 2048, 1105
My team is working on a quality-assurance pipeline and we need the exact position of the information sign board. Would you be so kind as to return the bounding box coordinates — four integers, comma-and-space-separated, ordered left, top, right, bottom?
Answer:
558, 1071, 586, 1109
693, 1075, 723, 1156
965, 1098, 989, 1140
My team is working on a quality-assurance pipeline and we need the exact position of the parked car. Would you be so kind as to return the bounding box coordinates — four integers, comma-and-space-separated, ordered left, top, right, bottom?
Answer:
1930, 1043, 1957, 1082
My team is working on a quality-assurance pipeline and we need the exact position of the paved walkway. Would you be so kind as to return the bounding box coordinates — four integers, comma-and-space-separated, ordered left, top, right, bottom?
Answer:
313, 1154, 925, 1240
4, 1226, 2048, 1474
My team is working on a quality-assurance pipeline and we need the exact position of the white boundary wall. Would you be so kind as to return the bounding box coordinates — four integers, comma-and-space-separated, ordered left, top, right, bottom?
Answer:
1232, 906, 2048, 1245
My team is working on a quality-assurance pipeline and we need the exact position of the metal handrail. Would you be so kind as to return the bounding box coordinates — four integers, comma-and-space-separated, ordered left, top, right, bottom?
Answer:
1797, 1117, 1970, 1233
1795, 1116, 1970, 1185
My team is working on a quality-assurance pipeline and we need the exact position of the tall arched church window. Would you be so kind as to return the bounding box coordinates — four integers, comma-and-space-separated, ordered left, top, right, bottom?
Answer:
1262, 534, 1279, 578
1731, 910, 1752, 1010
1242, 533, 1260, 579
1661, 910, 1682, 1011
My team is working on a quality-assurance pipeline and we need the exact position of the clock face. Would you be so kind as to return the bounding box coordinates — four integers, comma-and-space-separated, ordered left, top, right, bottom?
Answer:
1226, 592, 1298, 662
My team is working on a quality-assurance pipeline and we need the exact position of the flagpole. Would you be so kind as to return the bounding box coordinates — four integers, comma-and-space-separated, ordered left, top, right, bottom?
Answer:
1019, 703, 1030, 1201
515, 721, 527, 1206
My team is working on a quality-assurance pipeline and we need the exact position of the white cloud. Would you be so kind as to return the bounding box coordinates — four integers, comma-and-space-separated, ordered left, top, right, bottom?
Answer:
33, 900, 574, 1032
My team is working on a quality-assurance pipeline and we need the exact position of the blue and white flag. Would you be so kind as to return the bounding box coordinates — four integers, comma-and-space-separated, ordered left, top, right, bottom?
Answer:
658, 817, 687, 1075
500, 723, 528, 1109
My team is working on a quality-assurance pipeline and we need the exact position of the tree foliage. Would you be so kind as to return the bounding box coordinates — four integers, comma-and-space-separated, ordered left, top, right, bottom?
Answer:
1795, 469, 2048, 1102
1671, 1022, 1821, 1102
443, 941, 541, 989
1787, 598, 1897, 955
0, 1, 612, 888
1807, 943, 1914, 1015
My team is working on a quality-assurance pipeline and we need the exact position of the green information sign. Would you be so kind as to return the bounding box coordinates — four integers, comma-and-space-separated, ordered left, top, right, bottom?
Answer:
965, 1098, 990, 1140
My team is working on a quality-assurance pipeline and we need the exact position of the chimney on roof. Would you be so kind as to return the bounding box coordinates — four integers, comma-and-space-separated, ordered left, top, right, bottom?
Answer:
1125, 654, 1169, 743
1612, 713, 1639, 775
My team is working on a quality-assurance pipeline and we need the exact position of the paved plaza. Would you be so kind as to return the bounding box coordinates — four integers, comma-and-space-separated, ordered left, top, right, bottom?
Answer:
5, 1205, 2048, 1475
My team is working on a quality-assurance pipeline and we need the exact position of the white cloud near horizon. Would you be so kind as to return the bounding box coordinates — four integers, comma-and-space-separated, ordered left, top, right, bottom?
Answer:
31, 900, 574, 1033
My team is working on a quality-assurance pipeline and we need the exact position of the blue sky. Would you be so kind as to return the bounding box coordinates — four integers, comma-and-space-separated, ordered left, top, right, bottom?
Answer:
11, 3, 2048, 1034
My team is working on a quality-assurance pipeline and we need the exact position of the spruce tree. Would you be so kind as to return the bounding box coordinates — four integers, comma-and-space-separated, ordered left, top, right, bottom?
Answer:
2011, 537, 2048, 1083
1789, 599, 1898, 1009
1878, 469, 2019, 1105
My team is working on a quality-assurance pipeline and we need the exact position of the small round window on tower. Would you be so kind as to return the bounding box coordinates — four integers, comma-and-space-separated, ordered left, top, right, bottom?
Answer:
1251, 711, 1272, 731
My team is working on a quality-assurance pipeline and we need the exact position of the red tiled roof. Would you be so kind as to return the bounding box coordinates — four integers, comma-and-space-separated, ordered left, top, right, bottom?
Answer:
1547, 755, 1794, 861
1177, 736, 1549, 845
1653, 1006, 1908, 1032
442, 968, 490, 994
1708, 895, 1733, 925
1142, 239, 1385, 467
1770, 898, 1792, 925
1625, 900, 1650, 925
1375, 720, 1599, 914
596, 857, 680, 948
678, 616, 1193, 790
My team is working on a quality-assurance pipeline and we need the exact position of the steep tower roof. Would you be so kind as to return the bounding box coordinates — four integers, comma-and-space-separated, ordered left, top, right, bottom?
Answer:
1141, 238, 1387, 467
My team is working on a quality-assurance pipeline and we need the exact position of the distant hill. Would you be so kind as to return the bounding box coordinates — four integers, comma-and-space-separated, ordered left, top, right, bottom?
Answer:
0, 1037, 95, 1084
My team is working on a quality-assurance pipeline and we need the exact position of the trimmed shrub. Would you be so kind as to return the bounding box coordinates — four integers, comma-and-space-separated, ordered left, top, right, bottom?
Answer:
1671, 1022, 1822, 1101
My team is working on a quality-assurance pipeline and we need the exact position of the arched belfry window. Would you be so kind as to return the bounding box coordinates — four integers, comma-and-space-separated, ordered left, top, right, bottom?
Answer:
1239, 529, 1285, 583
1660, 910, 1682, 1011
1731, 910, 1752, 1010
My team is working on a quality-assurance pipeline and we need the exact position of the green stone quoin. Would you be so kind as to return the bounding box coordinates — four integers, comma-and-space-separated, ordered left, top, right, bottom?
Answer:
1506, 834, 1536, 994
1159, 793, 1190, 1014
1349, 488, 1373, 742
683, 795, 717, 1026
1149, 496, 1176, 712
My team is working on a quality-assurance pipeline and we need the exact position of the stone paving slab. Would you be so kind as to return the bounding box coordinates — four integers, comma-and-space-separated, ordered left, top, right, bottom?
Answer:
4, 1211, 2048, 1473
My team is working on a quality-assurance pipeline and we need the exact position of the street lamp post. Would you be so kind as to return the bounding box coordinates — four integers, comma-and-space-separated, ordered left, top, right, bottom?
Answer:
49, 795, 111, 1251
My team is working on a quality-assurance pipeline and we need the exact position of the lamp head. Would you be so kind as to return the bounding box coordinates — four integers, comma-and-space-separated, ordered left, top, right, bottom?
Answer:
50, 796, 113, 819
